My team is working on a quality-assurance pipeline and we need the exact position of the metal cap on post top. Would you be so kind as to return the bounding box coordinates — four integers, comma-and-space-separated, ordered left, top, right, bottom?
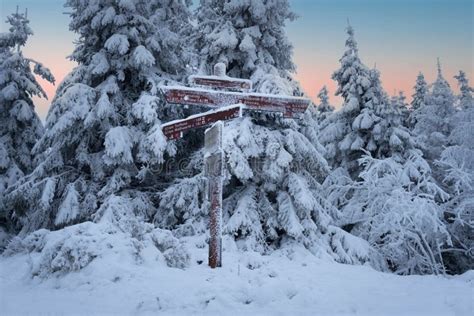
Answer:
214, 63, 227, 77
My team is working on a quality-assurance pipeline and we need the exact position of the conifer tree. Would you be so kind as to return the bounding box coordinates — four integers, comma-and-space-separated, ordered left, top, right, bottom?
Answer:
413, 59, 455, 163
6, 0, 191, 234
391, 91, 409, 125
411, 72, 428, 111
321, 29, 450, 274
0, 9, 55, 233
454, 70, 474, 109
317, 86, 334, 113
320, 26, 392, 176
438, 71, 474, 273
315, 85, 334, 125
408, 72, 428, 128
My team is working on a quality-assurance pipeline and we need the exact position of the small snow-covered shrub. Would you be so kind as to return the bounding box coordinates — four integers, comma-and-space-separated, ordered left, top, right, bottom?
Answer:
0, 227, 11, 252
3, 195, 192, 277
348, 155, 451, 275
31, 225, 100, 277
327, 226, 387, 272
149, 229, 190, 269
95, 194, 154, 240
4, 223, 102, 278
4, 229, 49, 255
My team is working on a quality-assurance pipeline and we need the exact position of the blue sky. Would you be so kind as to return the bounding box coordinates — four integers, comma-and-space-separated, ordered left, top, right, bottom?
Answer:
1, 0, 472, 118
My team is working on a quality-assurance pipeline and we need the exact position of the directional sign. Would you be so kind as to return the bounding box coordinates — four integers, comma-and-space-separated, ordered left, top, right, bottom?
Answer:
161, 86, 310, 118
189, 75, 252, 92
161, 104, 242, 140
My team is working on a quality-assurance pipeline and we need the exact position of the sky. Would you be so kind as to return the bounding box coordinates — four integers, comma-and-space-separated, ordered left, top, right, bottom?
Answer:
1, 0, 473, 120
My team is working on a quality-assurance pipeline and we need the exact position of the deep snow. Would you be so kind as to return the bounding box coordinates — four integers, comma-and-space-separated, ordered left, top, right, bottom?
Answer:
1, 237, 472, 316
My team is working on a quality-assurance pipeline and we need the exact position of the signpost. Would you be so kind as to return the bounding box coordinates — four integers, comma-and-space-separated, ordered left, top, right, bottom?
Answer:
160, 63, 310, 269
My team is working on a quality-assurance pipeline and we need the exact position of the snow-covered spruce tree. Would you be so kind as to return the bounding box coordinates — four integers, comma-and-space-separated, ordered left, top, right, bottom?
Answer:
454, 70, 474, 110
319, 26, 405, 177
0, 9, 55, 237
5, 0, 192, 235
390, 91, 409, 126
159, 0, 343, 257
319, 27, 450, 274
319, 25, 380, 176
322, 82, 451, 274
408, 73, 428, 128
317, 86, 334, 114
323, 65, 447, 224
437, 71, 474, 274
411, 72, 428, 111
413, 60, 455, 163
315, 85, 334, 124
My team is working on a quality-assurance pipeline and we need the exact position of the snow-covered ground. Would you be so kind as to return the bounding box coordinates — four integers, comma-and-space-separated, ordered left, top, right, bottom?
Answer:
1, 237, 472, 316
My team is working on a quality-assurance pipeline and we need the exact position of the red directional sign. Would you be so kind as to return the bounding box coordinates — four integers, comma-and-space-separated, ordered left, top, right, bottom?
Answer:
189, 75, 252, 91
161, 104, 243, 140
161, 86, 310, 118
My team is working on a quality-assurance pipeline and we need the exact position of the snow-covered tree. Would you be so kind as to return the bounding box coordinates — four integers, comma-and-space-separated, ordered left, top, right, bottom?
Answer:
454, 70, 474, 110
5, 0, 191, 234
317, 86, 334, 114
409, 73, 428, 128
413, 59, 455, 163
346, 154, 451, 275
0, 9, 55, 233
319, 28, 450, 274
320, 27, 411, 177
390, 91, 409, 125
437, 71, 474, 273
411, 72, 428, 111
319, 24, 373, 175
314, 85, 334, 125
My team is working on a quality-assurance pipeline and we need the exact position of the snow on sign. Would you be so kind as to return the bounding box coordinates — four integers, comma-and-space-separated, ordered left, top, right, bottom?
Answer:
189, 75, 252, 92
204, 122, 224, 269
161, 104, 243, 140
161, 86, 310, 118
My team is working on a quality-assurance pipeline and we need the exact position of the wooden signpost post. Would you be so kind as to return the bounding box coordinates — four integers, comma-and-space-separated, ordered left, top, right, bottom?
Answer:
160, 63, 310, 269
204, 122, 224, 268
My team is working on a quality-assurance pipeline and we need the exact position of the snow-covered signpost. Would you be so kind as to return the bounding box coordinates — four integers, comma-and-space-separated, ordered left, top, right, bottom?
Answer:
161, 63, 311, 268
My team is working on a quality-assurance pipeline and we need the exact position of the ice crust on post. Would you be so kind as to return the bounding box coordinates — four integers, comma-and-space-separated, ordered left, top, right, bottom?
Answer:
204, 121, 224, 268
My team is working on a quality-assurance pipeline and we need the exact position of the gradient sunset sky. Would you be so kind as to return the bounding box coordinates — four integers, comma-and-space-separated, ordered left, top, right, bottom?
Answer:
1, 0, 473, 120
